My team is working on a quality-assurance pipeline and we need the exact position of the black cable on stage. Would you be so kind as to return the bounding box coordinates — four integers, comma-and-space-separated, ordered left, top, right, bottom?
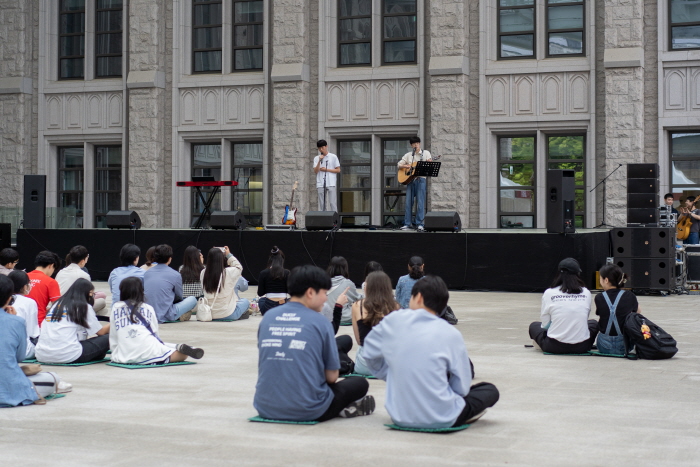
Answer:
20, 228, 51, 252
238, 228, 259, 283
299, 229, 318, 267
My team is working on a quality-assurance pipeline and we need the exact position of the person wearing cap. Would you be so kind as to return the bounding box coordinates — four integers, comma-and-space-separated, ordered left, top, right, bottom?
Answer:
528, 258, 598, 354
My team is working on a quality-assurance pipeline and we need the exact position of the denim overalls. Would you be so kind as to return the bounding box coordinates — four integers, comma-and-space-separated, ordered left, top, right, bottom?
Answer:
596, 290, 626, 355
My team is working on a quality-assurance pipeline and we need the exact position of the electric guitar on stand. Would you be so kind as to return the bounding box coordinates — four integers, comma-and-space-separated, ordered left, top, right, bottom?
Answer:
282, 181, 298, 226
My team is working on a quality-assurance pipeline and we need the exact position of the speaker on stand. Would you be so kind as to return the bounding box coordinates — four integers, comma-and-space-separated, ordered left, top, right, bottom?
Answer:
546, 169, 576, 234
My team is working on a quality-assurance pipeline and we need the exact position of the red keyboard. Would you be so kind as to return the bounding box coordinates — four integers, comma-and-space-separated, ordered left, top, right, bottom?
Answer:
176, 181, 239, 187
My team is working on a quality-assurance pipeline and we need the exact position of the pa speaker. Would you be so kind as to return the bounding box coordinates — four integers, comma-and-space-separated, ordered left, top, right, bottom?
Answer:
627, 208, 659, 225
546, 169, 576, 234
0, 224, 10, 250
627, 178, 658, 194
611, 227, 675, 258
685, 245, 700, 283
627, 163, 659, 179
614, 257, 675, 289
305, 211, 339, 231
209, 211, 246, 230
424, 212, 462, 232
23, 175, 46, 229
627, 193, 657, 209
106, 211, 141, 229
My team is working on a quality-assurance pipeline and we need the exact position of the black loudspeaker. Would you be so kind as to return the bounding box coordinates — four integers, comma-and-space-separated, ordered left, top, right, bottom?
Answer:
0, 224, 10, 250
105, 211, 142, 229
614, 257, 675, 289
23, 175, 46, 229
627, 178, 658, 194
627, 163, 659, 179
611, 227, 675, 258
209, 211, 246, 230
627, 193, 656, 209
685, 245, 700, 283
627, 208, 659, 225
424, 212, 462, 232
305, 211, 339, 231
546, 169, 576, 234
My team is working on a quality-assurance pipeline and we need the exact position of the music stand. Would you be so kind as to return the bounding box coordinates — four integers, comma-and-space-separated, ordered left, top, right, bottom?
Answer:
413, 161, 441, 178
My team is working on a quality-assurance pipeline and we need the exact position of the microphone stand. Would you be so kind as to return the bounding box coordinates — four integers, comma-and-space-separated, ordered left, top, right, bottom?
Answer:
323, 158, 328, 211
590, 163, 623, 229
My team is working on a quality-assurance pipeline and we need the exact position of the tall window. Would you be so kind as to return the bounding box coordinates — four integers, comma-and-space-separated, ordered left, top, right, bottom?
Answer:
338, 140, 371, 227
59, 0, 86, 79
233, 1, 264, 71
191, 144, 222, 226
498, 0, 535, 59
546, 0, 584, 56
58, 147, 85, 228
193, 0, 223, 73
382, 139, 410, 227
339, 0, 372, 66
547, 135, 585, 227
670, 132, 700, 197
95, 0, 123, 77
382, 0, 417, 64
94, 146, 122, 228
498, 136, 536, 228
669, 0, 700, 50
232, 142, 263, 227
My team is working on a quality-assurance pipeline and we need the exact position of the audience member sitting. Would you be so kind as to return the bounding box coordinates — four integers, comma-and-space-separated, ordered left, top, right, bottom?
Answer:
140, 246, 156, 271
254, 265, 375, 422
35, 279, 110, 364
363, 275, 499, 428
395, 256, 424, 309
201, 247, 249, 321
0, 275, 70, 407
8, 271, 40, 360
595, 264, 638, 355
528, 258, 598, 354
179, 246, 205, 306
108, 244, 145, 303
325, 256, 362, 323
56, 246, 106, 315
361, 261, 383, 292
110, 277, 204, 364
257, 246, 289, 315
27, 251, 62, 326
0, 248, 19, 276
352, 271, 399, 376
144, 244, 197, 323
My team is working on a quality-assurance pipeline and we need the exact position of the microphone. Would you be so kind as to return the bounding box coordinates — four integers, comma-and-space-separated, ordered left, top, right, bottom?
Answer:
412, 147, 416, 156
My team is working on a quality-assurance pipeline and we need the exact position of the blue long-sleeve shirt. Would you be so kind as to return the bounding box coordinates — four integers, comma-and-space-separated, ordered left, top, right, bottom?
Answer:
144, 264, 184, 322
362, 308, 472, 428
108, 265, 146, 302
0, 311, 38, 407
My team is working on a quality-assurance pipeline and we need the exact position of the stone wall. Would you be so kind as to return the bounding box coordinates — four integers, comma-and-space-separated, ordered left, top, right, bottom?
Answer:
467, 0, 479, 227
643, 0, 658, 165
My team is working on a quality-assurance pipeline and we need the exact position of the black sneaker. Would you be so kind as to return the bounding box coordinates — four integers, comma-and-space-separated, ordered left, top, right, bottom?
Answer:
464, 409, 487, 424
339, 395, 375, 418
177, 344, 204, 359
238, 310, 250, 320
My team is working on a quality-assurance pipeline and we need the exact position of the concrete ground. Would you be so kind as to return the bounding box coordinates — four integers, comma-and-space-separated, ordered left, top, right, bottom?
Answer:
1, 284, 699, 467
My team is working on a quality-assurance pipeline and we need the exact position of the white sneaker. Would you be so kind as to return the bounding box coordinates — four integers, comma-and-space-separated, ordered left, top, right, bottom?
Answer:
400, 225, 412, 230
339, 395, 376, 418
57, 381, 73, 394
417, 225, 425, 232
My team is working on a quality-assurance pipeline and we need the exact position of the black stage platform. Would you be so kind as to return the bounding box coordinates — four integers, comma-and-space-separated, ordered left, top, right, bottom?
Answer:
16, 229, 611, 293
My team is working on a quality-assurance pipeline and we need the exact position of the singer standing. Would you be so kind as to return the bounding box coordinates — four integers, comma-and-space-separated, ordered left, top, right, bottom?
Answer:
398, 136, 432, 231
313, 139, 341, 212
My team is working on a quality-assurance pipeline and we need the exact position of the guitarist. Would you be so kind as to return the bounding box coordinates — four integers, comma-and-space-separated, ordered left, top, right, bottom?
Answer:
398, 136, 432, 231
313, 140, 341, 212
679, 196, 700, 244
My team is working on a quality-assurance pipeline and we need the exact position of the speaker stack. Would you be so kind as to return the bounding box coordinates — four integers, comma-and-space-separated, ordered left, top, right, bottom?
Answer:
611, 227, 675, 290
546, 169, 576, 234
627, 163, 659, 226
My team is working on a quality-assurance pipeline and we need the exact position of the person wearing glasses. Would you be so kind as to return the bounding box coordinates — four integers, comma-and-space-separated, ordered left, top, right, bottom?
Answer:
0, 248, 19, 276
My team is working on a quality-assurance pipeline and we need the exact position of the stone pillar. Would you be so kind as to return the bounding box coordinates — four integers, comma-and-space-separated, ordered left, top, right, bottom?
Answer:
602, 0, 645, 227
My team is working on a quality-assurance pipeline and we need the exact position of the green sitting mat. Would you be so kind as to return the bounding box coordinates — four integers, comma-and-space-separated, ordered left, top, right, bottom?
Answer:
38, 358, 111, 366
106, 350, 112, 354
342, 373, 377, 379
162, 320, 185, 324
21, 358, 38, 364
248, 416, 319, 425
384, 424, 470, 433
543, 352, 591, 356
44, 393, 66, 401
106, 361, 197, 369
588, 351, 633, 359
212, 318, 240, 322
339, 322, 352, 326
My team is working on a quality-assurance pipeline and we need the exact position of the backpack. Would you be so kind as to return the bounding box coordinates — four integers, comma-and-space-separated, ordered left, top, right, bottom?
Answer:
623, 313, 678, 360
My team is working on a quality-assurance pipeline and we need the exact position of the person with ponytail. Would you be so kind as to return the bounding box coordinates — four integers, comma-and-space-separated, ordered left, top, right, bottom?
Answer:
595, 264, 638, 355
528, 258, 598, 354
110, 277, 204, 364
395, 256, 425, 309
257, 246, 290, 315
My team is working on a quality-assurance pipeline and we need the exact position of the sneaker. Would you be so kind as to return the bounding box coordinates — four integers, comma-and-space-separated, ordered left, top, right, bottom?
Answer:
57, 381, 73, 394
464, 409, 487, 424
178, 311, 193, 322
400, 225, 412, 231
238, 310, 250, 320
177, 344, 204, 359
531, 339, 542, 351
417, 225, 425, 232
339, 395, 375, 418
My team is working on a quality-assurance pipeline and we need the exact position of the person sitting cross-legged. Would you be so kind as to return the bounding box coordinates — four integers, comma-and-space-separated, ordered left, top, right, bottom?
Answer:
144, 244, 197, 323
253, 265, 375, 422
362, 275, 499, 429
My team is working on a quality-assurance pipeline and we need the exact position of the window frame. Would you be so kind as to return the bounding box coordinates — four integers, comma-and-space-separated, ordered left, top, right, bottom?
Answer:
545, 133, 586, 228
381, 0, 418, 65
337, 139, 372, 227
192, 0, 224, 74
58, 0, 86, 80
668, 0, 700, 51
94, 0, 124, 78
381, 138, 410, 227
57, 146, 85, 228
338, 0, 372, 67
231, 141, 264, 227
232, 0, 264, 72
669, 131, 700, 195
544, 0, 585, 58
191, 143, 223, 227
94, 145, 122, 227
497, 0, 536, 61
497, 135, 537, 228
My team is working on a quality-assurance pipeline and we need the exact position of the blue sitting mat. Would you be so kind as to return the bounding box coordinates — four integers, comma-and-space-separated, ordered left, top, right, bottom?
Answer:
248, 416, 319, 425
342, 373, 377, 379
543, 352, 592, 356
106, 361, 197, 369
384, 424, 470, 433
21, 358, 38, 364
44, 393, 66, 401
38, 358, 111, 366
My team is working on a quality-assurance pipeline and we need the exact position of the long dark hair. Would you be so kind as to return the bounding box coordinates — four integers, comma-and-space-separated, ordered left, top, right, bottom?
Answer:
181, 245, 204, 282
327, 256, 349, 279
599, 264, 627, 288
408, 256, 424, 279
551, 271, 586, 294
364, 261, 383, 280
119, 277, 145, 324
363, 271, 398, 326
50, 278, 95, 328
268, 246, 286, 280
202, 248, 226, 293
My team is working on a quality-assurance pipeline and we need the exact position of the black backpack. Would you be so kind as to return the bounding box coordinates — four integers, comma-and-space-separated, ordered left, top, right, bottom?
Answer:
623, 313, 678, 360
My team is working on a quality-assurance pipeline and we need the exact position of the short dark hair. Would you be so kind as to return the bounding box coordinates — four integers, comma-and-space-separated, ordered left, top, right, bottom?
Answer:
8, 270, 30, 294
317, 139, 328, 148
411, 275, 449, 314
66, 245, 89, 265
0, 275, 13, 307
0, 248, 19, 265
120, 244, 141, 266
287, 265, 332, 298
664, 193, 674, 200
153, 244, 173, 263
34, 250, 61, 269
327, 256, 349, 279
687, 196, 697, 203
409, 136, 421, 145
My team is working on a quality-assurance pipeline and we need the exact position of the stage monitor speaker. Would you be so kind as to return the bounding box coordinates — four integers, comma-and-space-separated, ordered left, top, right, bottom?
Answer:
627, 193, 657, 209
105, 211, 142, 229
627, 178, 658, 194
209, 211, 246, 229
305, 211, 339, 231
613, 257, 675, 289
546, 169, 576, 234
627, 208, 659, 225
627, 163, 659, 179
0, 223, 10, 250
611, 227, 675, 258
424, 212, 462, 232
23, 175, 46, 229
685, 245, 700, 283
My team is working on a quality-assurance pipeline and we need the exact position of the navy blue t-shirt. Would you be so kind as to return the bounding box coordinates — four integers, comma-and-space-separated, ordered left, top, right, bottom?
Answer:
254, 301, 340, 421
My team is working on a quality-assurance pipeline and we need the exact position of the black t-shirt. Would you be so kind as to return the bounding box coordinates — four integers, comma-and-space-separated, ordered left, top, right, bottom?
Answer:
690, 209, 700, 233
256, 268, 290, 296
594, 289, 638, 336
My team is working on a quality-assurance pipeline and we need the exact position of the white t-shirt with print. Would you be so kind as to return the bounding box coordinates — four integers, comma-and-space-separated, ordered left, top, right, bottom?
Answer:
35, 304, 103, 363
109, 301, 174, 364
13, 294, 40, 359
313, 153, 340, 188
540, 286, 592, 344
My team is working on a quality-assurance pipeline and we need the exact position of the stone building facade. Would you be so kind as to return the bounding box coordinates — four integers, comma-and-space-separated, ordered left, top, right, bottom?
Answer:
1, 0, 700, 230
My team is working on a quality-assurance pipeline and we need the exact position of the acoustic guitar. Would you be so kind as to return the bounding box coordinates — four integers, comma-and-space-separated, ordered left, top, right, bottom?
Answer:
397, 154, 441, 185
282, 181, 298, 225
677, 208, 693, 240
